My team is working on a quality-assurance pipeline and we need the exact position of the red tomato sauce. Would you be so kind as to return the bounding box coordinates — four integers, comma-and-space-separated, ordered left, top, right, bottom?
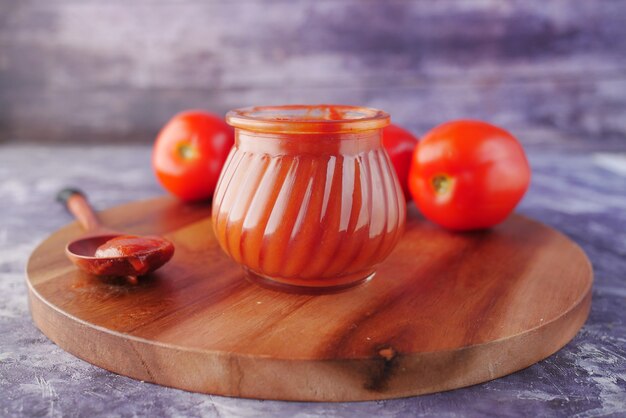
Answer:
212, 105, 406, 290
95, 235, 165, 258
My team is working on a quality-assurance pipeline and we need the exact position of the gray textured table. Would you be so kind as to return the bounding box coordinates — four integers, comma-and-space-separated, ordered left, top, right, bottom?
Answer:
1, 143, 625, 417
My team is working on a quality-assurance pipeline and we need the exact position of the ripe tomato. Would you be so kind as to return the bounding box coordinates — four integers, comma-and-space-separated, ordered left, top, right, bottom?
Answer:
152, 111, 234, 202
408, 120, 530, 231
382, 124, 419, 199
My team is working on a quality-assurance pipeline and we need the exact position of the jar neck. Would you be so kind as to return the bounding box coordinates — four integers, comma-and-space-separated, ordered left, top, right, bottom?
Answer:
235, 129, 382, 156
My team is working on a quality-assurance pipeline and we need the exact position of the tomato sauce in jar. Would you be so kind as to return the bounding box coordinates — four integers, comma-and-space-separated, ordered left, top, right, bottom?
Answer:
212, 105, 405, 292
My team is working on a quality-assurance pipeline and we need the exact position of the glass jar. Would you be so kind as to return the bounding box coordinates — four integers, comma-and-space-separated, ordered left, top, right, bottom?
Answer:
212, 105, 405, 292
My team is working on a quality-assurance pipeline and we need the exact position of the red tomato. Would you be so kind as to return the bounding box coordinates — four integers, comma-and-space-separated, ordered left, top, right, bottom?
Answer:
382, 124, 419, 199
152, 111, 234, 202
408, 120, 530, 231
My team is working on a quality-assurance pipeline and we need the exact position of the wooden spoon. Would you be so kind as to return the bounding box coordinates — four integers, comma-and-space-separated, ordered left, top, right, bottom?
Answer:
57, 188, 175, 284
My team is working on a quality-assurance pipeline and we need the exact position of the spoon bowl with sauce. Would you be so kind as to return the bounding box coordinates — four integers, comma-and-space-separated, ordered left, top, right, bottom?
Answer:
57, 188, 175, 284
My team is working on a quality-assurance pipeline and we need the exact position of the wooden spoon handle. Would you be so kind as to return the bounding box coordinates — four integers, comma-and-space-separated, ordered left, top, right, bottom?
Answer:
56, 188, 102, 232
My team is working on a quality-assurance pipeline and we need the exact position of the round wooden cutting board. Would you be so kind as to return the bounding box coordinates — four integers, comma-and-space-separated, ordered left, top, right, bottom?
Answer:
26, 197, 592, 401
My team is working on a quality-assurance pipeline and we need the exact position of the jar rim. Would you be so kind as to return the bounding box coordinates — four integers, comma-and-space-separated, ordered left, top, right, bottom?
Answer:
226, 104, 390, 134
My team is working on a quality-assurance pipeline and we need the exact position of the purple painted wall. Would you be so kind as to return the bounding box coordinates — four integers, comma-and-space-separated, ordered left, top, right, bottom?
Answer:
1, 0, 625, 144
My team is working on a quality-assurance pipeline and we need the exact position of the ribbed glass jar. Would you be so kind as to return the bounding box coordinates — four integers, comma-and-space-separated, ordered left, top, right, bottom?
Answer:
212, 105, 405, 292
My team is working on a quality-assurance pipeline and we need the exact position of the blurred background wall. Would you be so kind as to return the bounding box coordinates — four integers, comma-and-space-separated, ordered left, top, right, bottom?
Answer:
1, 0, 625, 147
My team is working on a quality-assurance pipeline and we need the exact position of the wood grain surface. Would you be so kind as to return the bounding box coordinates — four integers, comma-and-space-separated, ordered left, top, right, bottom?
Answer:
26, 197, 593, 401
2, 0, 625, 144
